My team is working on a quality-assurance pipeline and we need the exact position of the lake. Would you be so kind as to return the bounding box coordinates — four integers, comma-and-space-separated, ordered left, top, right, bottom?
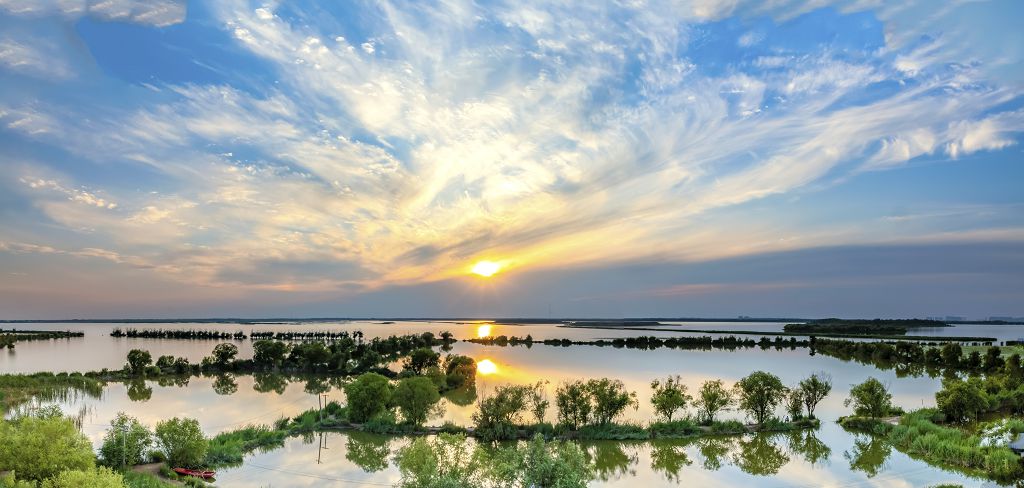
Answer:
4, 320, 1017, 487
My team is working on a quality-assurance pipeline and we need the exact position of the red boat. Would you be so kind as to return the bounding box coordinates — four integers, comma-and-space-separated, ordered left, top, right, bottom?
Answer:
173, 468, 216, 480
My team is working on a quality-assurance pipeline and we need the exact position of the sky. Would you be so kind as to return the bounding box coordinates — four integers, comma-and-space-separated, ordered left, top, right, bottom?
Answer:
0, 0, 1022, 319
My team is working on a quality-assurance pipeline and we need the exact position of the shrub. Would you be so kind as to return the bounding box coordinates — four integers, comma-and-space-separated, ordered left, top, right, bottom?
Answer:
99, 413, 153, 468
402, 348, 440, 376
650, 376, 691, 421
154, 417, 208, 468
41, 467, 123, 488
798, 373, 832, 419
392, 376, 441, 426
734, 371, 787, 424
695, 380, 733, 424
936, 378, 989, 422
844, 377, 895, 418
344, 372, 394, 423
125, 349, 153, 376
587, 378, 637, 425
0, 413, 95, 481
443, 355, 477, 389
473, 384, 531, 441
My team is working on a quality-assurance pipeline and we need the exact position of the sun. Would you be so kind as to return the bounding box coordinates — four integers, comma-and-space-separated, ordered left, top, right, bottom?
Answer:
477, 359, 498, 375
471, 260, 502, 277
476, 324, 492, 338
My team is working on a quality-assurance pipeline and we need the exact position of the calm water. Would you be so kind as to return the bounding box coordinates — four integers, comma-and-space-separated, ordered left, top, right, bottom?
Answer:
4, 321, 1015, 487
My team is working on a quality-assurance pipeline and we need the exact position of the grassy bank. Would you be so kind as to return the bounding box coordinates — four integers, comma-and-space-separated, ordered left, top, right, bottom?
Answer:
559, 325, 995, 342
839, 409, 1024, 483
0, 373, 104, 412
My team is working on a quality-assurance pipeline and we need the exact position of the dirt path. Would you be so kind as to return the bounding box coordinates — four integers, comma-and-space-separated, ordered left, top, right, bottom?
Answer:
131, 463, 185, 486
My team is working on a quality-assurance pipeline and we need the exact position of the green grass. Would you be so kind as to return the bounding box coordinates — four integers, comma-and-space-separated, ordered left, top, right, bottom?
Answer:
961, 345, 1024, 358
122, 471, 179, 488
0, 373, 104, 412
206, 425, 288, 468
840, 409, 1024, 483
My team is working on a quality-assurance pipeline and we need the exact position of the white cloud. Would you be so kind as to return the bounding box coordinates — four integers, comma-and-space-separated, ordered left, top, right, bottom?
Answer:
0, 0, 186, 26
0, 38, 73, 79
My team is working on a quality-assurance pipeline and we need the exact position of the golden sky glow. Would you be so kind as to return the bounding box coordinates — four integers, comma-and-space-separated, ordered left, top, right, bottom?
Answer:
471, 261, 502, 277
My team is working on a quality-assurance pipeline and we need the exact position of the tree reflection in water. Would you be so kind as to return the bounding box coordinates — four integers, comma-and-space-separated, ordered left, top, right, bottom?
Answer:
253, 372, 288, 394
125, 378, 152, 402
786, 429, 832, 466
156, 375, 189, 388
213, 374, 238, 395
345, 431, 392, 472
584, 441, 638, 481
696, 436, 734, 471
443, 385, 478, 407
303, 377, 330, 395
844, 433, 891, 477
649, 440, 692, 482
733, 432, 789, 476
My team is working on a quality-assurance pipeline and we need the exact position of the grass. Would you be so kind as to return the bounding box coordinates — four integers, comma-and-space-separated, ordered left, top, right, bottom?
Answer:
961, 345, 1024, 358
206, 425, 288, 467
840, 409, 1024, 483
0, 372, 104, 412
122, 471, 179, 487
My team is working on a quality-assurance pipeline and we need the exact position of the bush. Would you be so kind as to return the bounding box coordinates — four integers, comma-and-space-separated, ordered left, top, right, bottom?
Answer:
0, 413, 95, 481
125, 349, 152, 376
695, 380, 733, 424
648, 419, 702, 438
650, 376, 691, 421
936, 378, 989, 422
473, 384, 531, 441
844, 377, 895, 418
154, 417, 208, 468
392, 376, 441, 426
99, 413, 153, 469
205, 425, 286, 468
402, 348, 440, 376
344, 373, 394, 423
555, 381, 591, 430
443, 355, 476, 389
734, 371, 787, 424
41, 467, 123, 488
588, 378, 638, 425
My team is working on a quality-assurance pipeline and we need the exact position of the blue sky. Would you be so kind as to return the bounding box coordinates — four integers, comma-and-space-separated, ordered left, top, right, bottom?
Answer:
0, 0, 1022, 319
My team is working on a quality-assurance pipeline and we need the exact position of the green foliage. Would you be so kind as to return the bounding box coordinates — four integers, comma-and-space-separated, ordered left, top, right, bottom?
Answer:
211, 343, 239, 366
797, 373, 832, 419
785, 387, 804, 420
844, 377, 895, 418
443, 355, 476, 389
473, 384, 531, 441
555, 381, 592, 430
344, 372, 395, 423
40, 467, 124, 488
694, 380, 732, 424
345, 431, 391, 472
402, 348, 440, 376
650, 376, 691, 421
935, 378, 990, 422
99, 413, 152, 469
392, 376, 441, 426
154, 417, 208, 468
648, 419, 703, 438
395, 433, 484, 488
586, 378, 638, 426
252, 340, 289, 366
940, 343, 963, 367
205, 424, 286, 468
574, 422, 648, 440
489, 434, 591, 488
125, 349, 153, 376
526, 381, 550, 424
0, 412, 95, 482
122, 471, 179, 487
734, 371, 787, 424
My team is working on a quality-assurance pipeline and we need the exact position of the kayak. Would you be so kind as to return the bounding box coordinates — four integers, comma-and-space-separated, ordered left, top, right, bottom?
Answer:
173, 468, 216, 479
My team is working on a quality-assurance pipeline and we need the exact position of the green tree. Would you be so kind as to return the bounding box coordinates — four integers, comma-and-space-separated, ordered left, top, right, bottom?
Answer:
982, 346, 1005, 372
392, 376, 441, 426
526, 381, 550, 424
125, 349, 152, 376
490, 434, 592, 488
99, 413, 152, 469
155, 355, 176, 371
40, 467, 123, 488
587, 378, 637, 425
1004, 354, 1023, 389
555, 381, 592, 430
844, 377, 893, 418
472, 384, 531, 441
650, 376, 692, 421
0, 413, 95, 482
935, 378, 989, 422
785, 387, 803, 420
403, 348, 440, 376
940, 343, 962, 367
344, 372, 394, 423
443, 355, 476, 389
253, 340, 289, 367
395, 433, 484, 488
694, 380, 732, 424
798, 373, 832, 419
734, 371, 787, 424
154, 417, 208, 468
211, 343, 238, 366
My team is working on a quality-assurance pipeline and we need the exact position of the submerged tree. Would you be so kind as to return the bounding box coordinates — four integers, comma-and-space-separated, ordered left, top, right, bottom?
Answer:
844, 378, 894, 418
798, 373, 832, 419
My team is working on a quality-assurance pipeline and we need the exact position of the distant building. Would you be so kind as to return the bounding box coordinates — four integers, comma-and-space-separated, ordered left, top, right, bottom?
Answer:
927, 316, 944, 321
990, 316, 1013, 321
945, 316, 965, 322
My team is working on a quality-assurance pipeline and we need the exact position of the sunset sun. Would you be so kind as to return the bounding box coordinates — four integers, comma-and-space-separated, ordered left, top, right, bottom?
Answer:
471, 260, 502, 277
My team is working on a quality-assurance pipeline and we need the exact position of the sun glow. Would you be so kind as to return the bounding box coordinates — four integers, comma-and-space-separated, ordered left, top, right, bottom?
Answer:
476, 324, 492, 338
471, 260, 501, 277
477, 359, 498, 375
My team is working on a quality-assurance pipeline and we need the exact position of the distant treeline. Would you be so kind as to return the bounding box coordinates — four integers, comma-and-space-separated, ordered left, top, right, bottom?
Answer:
110, 328, 396, 342
466, 334, 809, 350
0, 329, 84, 349
783, 318, 949, 335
